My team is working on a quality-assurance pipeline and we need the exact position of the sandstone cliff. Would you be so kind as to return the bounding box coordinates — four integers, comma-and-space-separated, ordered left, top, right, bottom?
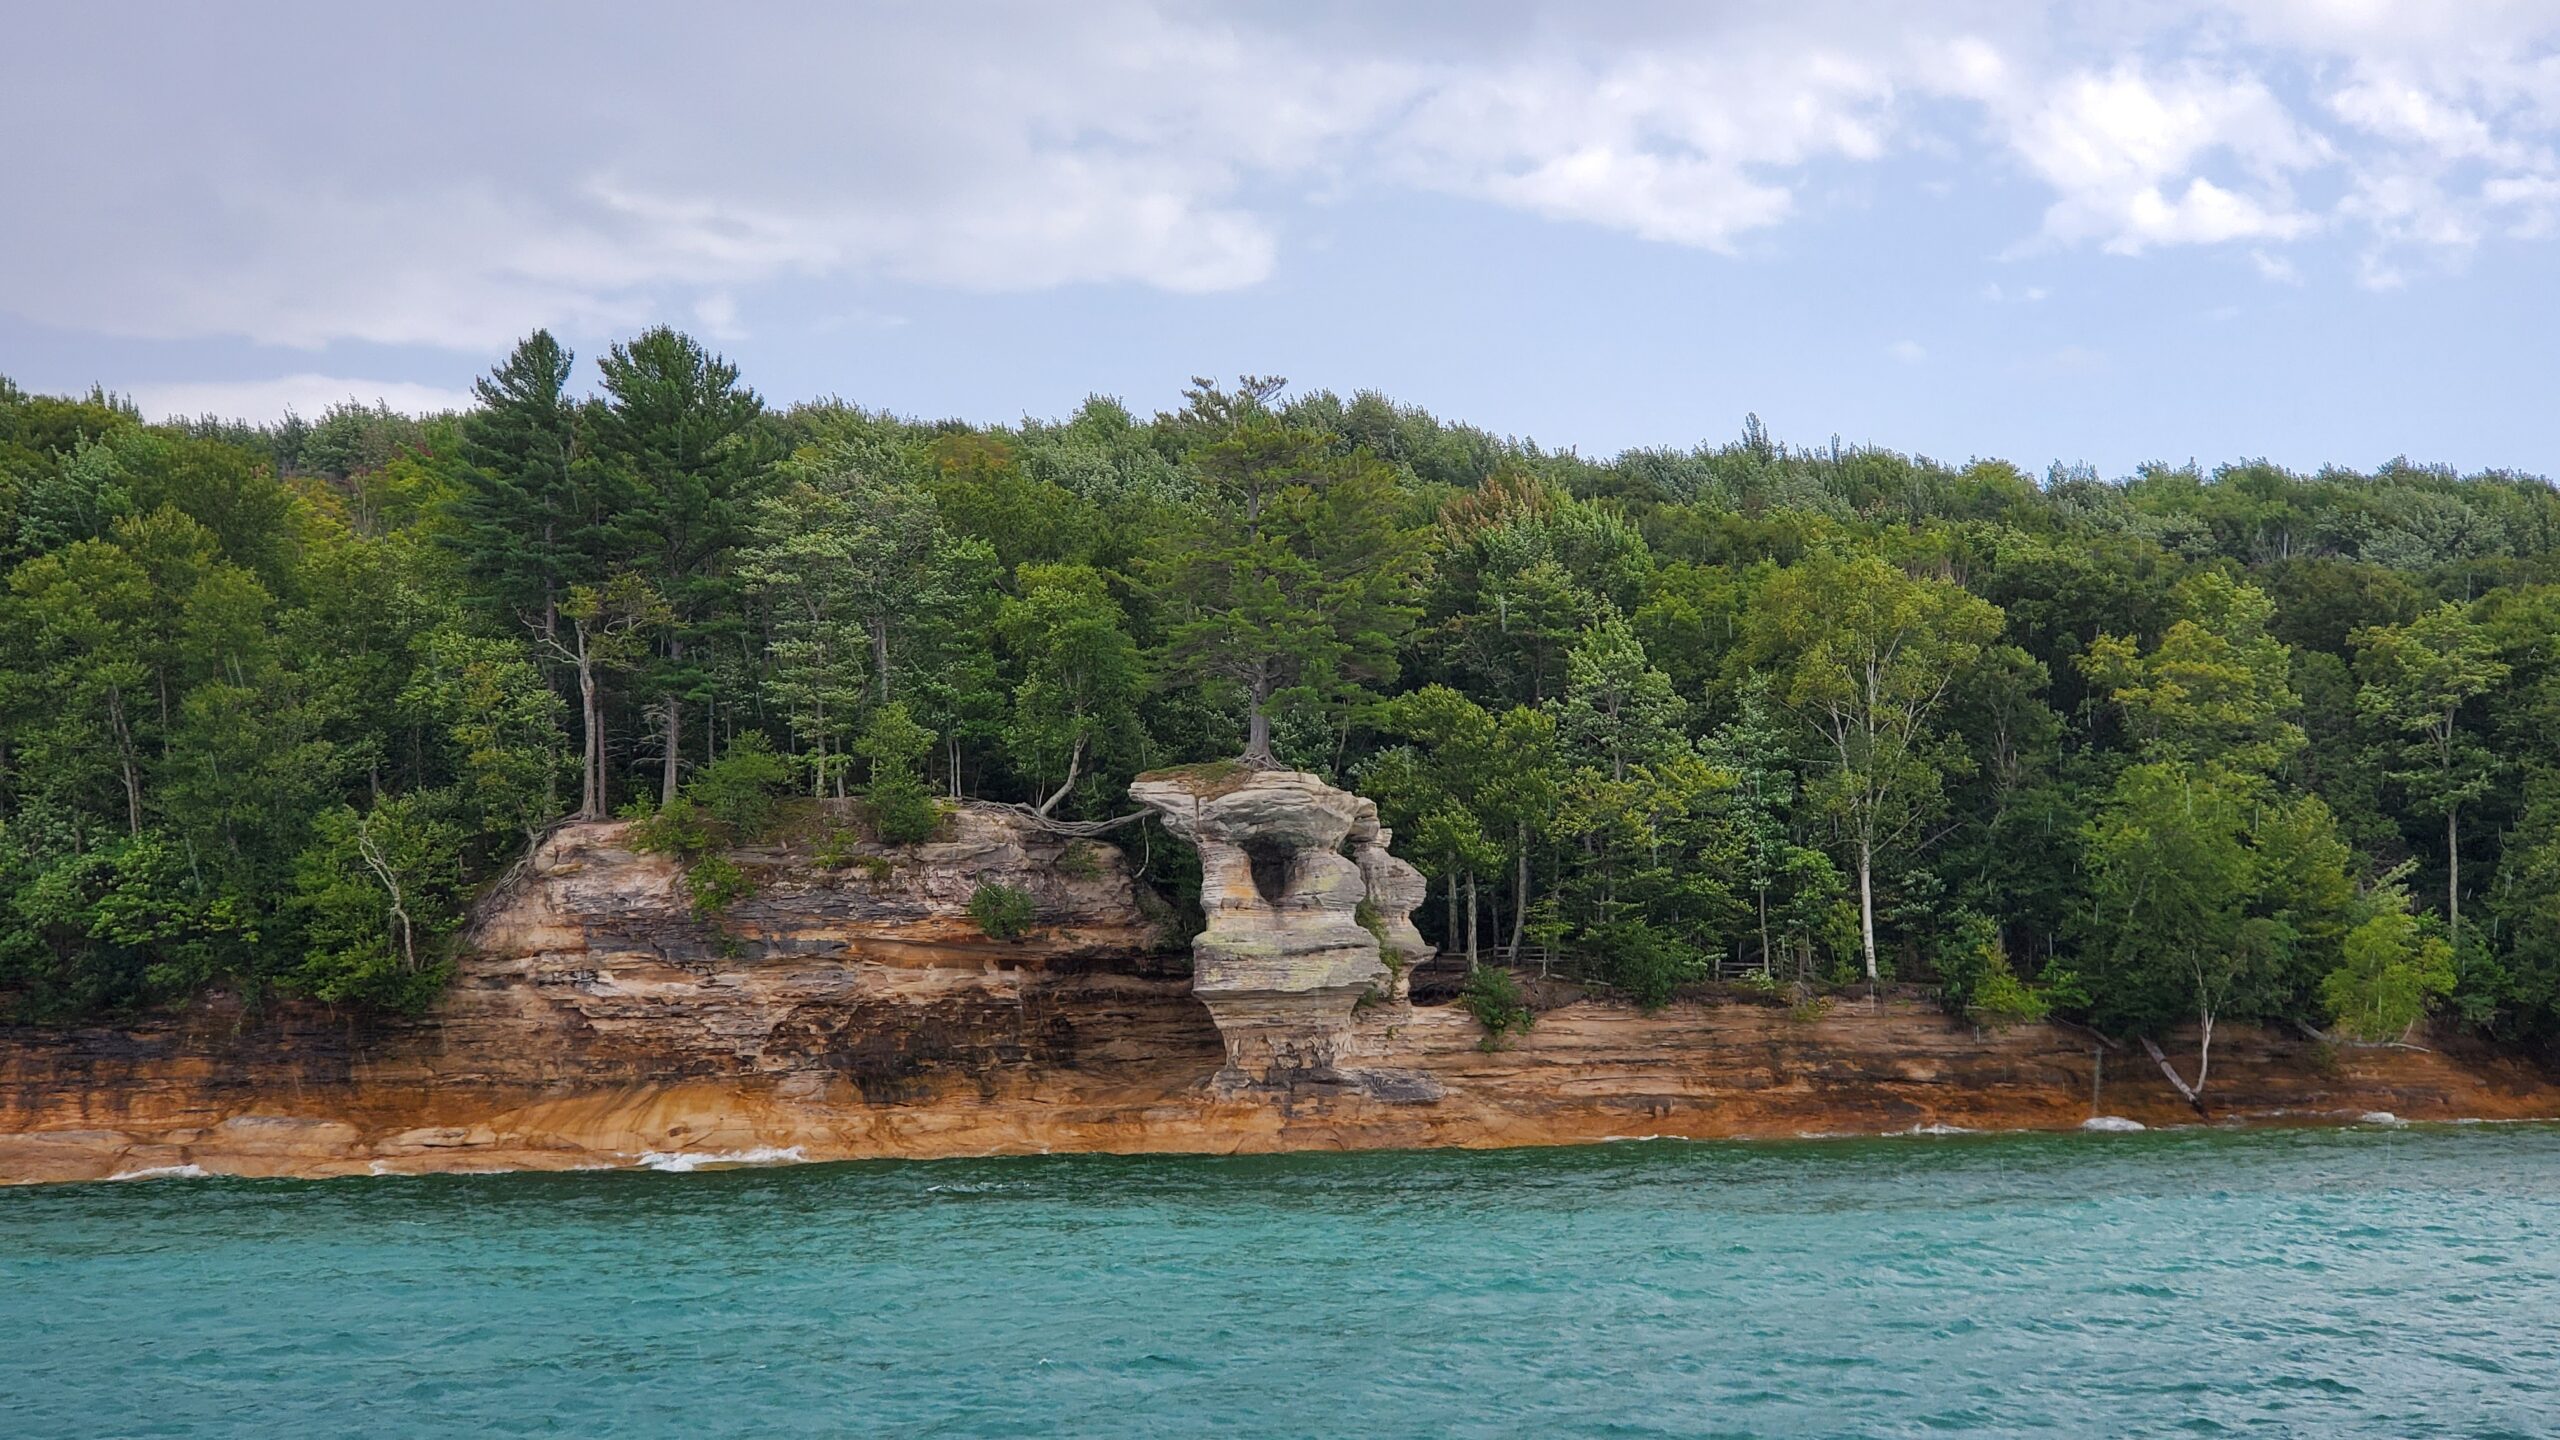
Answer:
2, 799, 2554, 1185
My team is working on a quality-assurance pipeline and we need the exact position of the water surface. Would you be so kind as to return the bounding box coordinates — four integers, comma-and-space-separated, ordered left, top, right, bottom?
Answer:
7, 1126, 2557, 1437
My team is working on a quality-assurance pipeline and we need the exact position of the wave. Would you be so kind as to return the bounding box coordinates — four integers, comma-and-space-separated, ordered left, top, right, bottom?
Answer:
107, 1164, 211, 1181
2081, 1116, 2147, 1133
634, 1146, 808, 1173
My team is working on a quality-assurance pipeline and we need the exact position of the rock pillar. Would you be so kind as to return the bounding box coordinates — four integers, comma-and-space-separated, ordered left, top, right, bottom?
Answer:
1130, 764, 1437, 1097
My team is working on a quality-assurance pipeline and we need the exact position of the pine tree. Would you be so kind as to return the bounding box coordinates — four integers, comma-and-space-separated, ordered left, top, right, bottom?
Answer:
588, 328, 769, 804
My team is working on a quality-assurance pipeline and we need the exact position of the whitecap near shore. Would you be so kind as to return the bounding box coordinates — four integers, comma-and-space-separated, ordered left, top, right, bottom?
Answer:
107, 1164, 211, 1181
634, 1146, 808, 1173
2081, 1116, 2147, 1133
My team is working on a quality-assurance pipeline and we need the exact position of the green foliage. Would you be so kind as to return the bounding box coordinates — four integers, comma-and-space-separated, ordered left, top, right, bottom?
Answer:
689, 733, 792, 837
1354, 899, 1387, 942
1460, 964, 1535, 1045
2321, 884, 2456, 1042
680, 854, 756, 920
857, 703, 942, 844
1057, 842, 1104, 881
625, 796, 719, 861
287, 792, 467, 1013
968, 881, 1038, 940
10, 358, 2560, 1066
1601, 919, 1704, 1011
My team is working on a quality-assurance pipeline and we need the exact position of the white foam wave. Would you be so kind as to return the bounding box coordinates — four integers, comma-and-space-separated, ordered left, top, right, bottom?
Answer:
634, 1146, 807, 1173
108, 1164, 210, 1181
1902, 1123, 1977, 1136
2081, 1116, 2147, 1133
2358, 1111, 2408, 1128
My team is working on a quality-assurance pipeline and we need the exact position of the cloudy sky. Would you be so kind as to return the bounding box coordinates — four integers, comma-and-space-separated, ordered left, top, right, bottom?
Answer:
5, 1, 2556, 475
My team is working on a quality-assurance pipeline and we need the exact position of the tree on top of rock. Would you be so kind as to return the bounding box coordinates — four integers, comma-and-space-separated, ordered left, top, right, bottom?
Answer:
1148, 377, 1423, 766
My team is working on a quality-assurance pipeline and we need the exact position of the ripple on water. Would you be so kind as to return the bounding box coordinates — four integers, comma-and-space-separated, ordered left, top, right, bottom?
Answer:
3, 1125, 2558, 1438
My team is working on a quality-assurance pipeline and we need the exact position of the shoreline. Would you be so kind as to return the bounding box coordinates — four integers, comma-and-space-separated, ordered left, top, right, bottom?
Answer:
65, 1112, 2560, 1189
11, 994, 2555, 1187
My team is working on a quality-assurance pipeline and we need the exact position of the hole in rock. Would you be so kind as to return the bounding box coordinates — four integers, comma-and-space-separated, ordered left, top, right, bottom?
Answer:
1243, 839, 1294, 905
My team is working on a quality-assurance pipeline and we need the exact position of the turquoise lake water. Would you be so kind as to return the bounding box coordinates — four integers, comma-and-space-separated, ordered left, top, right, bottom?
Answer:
6, 1126, 2558, 1438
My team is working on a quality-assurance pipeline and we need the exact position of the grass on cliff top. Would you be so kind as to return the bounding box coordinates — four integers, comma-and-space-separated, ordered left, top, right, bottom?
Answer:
1134, 758, 1259, 797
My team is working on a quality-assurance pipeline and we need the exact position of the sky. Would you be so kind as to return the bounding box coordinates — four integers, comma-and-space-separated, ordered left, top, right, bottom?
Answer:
3, 0, 2556, 479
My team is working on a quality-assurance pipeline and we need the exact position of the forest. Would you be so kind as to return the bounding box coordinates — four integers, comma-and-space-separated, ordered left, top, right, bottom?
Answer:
6, 331, 2560, 1092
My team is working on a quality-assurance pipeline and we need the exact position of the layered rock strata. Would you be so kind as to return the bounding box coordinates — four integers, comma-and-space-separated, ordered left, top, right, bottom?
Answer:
1127, 764, 1435, 1094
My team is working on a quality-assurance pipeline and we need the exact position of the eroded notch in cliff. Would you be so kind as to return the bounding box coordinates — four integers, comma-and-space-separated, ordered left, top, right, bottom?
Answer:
1244, 838, 1294, 905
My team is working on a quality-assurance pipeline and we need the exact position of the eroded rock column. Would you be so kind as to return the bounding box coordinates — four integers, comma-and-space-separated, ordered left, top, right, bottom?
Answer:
1130, 764, 1439, 1098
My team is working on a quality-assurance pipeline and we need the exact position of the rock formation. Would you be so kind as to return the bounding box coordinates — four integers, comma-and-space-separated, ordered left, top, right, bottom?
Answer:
1128, 763, 1437, 1096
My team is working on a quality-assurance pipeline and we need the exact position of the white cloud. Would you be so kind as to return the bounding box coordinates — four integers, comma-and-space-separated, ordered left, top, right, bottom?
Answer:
1889, 339, 1928, 364
2001, 63, 2326, 253
126, 375, 476, 424
7, 1, 2560, 354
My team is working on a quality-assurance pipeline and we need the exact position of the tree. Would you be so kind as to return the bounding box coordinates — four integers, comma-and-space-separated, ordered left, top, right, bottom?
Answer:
1706, 673, 1833, 977
856, 702, 939, 844
742, 460, 996, 793
2354, 603, 2508, 941
1150, 380, 1423, 763
2322, 878, 2456, 1043
289, 790, 467, 1012
541, 576, 667, 819
1743, 552, 2004, 981
589, 327, 768, 804
2082, 572, 2304, 772
1364, 686, 1506, 967
450, 330, 592, 640
2082, 762, 2356, 1101
996, 564, 1145, 815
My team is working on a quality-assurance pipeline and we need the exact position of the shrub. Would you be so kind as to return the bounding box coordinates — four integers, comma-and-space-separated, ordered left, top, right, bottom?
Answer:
1736, 968, 1786, 1000
811, 824, 858, 871
969, 881, 1038, 940
1353, 899, 1386, 942
626, 795, 718, 861
852, 855, 894, 883
2322, 905, 2456, 1042
688, 733, 791, 837
1601, 920, 1703, 1012
1964, 958, 2049, 1029
681, 854, 756, 920
867, 773, 942, 845
1461, 965, 1535, 1046
1934, 910, 2048, 1029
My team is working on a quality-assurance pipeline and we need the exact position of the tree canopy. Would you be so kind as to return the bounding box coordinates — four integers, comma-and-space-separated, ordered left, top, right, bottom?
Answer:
7, 354, 2560, 1076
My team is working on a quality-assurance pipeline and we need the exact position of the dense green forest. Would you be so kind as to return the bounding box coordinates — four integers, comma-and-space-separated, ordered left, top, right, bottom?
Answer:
6, 334, 2560, 1090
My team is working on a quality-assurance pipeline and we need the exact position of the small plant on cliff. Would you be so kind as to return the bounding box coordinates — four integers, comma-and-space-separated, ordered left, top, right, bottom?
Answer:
1461, 965, 1535, 1049
1735, 968, 1786, 1002
969, 881, 1038, 941
681, 854, 757, 920
811, 823, 858, 870
1057, 841, 1103, 881
1353, 899, 1387, 943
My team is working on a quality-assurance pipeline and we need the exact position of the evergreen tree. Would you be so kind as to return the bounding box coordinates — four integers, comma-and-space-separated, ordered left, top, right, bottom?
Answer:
589, 327, 769, 804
